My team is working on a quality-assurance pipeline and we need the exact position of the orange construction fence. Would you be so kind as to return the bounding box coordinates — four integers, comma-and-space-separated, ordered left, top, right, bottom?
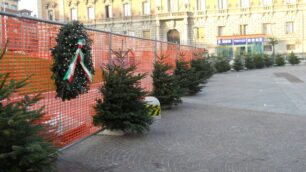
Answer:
0, 12, 205, 148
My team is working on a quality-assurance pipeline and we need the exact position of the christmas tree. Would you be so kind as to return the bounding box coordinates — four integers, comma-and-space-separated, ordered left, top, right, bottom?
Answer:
275, 54, 285, 66
0, 44, 57, 172
152, 54, 182, 108
186, 66, 203, 95
288, 52, 300, 65
51, 21, 95, 101
190, 52, 214, 81
214, 56, 231, 73
174, 52, 192, 95
244, 54, 255, 69
233, 56, 244, 71
93, 49, 153, 134
253, 54, 265, 69
264, 54, 274, 67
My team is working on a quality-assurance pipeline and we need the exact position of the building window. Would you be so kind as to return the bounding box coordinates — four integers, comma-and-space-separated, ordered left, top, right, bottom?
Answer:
287, 44, 295, 50
263, 23, 272, 35
240, 25, 248, 35
71, 8, 77, 21
11, 4, 17, 10
143, 30, 150, 39
197, 0, 205, 10
142, 1, 150, 15
48, 10, 54, 21
196, 27, 205, 40
218, 0, 227, 9
123, 3, 131, 16
262, 0, 272, 6
240, 0, 249, 8
87, 7, 95, 20
218, 26, 224, 36
264, 45, 272, 51
286, 22, 294, 34
105, 5, 112, 18
286, 0, 296, 4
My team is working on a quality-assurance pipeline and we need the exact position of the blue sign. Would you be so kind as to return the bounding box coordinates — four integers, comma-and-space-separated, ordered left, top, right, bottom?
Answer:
218, 37, 264, 45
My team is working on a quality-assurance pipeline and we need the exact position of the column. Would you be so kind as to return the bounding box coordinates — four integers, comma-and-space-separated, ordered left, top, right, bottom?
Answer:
59, 0, 65, 22
183, 18, 188, 45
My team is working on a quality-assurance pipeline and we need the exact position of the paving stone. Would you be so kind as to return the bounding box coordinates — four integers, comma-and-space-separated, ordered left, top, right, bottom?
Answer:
55, 64, 306, 172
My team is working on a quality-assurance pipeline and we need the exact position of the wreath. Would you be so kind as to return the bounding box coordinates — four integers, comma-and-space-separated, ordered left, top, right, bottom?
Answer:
51, 21, 95, 101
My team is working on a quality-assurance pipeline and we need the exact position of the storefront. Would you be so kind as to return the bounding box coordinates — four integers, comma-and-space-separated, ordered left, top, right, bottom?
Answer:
217, 34, 267, 59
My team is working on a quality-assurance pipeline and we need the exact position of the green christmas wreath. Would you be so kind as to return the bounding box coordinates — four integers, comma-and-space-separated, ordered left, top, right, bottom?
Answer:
51, 21, 95, 101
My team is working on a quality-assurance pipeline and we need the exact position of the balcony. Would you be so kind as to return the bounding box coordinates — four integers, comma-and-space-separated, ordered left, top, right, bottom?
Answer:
263, 5, 273, 11
195, 10, 207, 16
286, 3, 298, 12
240, 7, 250, 13
81, 15, 155, 26
157, 11, 192, 20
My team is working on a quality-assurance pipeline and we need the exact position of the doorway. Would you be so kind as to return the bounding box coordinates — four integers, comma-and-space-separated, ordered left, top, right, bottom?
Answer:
167, 29, 180, 44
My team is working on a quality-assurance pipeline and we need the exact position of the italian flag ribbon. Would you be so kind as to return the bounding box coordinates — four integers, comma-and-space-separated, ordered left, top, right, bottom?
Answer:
63, 39, 93, 83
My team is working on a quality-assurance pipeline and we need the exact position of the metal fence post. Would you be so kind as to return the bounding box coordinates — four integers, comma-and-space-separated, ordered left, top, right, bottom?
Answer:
154, 39, 157, 63
109, 32, 112, 65
176, 42, 179, 61
191, 45, 194, 61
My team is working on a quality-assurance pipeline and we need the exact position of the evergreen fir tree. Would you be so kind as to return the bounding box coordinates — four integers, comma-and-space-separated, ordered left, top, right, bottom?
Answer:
288, 52, 300, 65
186, 67, 203, 95
214, 56, 231, 73
93, 49, 153, 134
264, 54, 274, 67
190, 57, 214, 81
275, 54, 285, 66
244, 54, 255, 69
0, 44, 57, 172
233, 56, 244, 71
253, 54, 265, 69
151, 54, 182, 108
174, 52, 191, 96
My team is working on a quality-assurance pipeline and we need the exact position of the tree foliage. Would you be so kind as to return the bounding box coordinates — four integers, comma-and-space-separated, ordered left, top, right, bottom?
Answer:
152, 54, 182, 108
0, 43, 57, 172
93, 49, 153, 134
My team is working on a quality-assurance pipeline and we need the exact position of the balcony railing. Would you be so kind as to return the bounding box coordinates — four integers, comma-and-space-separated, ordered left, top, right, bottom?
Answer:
263, 5, 274, 11
218, 9, 228, 15
80, 3, 306, 24
157, 11, 192, 19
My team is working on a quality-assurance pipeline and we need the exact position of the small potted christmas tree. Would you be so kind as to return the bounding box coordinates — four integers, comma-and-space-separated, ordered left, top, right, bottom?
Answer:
93, 49, 153, 135
233, 56, 244, 72
174, 52, 191, 96
288, 52, 300, 65
152, 54, 182, 109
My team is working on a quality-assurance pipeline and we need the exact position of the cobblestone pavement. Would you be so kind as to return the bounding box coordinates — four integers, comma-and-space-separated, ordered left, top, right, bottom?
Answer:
56, 65, 306, 172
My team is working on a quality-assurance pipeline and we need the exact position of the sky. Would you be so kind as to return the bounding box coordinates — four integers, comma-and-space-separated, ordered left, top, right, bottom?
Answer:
18, 0, 38, 16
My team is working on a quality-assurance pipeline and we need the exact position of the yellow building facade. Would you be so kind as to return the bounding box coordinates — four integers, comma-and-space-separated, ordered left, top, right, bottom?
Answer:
40, 0, 306, 57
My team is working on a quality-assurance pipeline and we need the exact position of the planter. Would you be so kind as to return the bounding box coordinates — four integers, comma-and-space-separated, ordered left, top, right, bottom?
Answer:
98, 129, 125, 136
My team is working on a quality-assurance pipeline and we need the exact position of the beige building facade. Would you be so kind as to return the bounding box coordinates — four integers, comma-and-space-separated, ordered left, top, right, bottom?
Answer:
39, 0, 306, 57
1, 0, 19, 13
